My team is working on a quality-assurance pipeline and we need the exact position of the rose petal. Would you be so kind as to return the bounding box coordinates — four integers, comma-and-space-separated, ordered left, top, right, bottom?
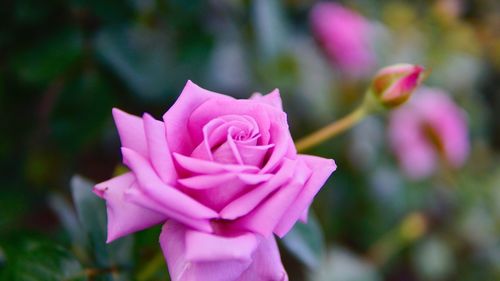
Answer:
163, 81, 233, 155
178, 173, 236, 190
160, 221, 254, 281
160, 221, 287, 281
236, 143, 274, 167
212, 137, 243, 165
124, 184, 213, 232
179, 173, 271, 190
94, 173, 166, 242
179, 173, 272, 212
173, 153, 259, 175
250, 89, 283, 110
233, 159, 311, 236
237, 173, 273, 184
112, 108, 148, 158
143, 113, 177, 184
190, 118, 227, 161
219, 159, 296, 220
121, 147, 218, 219
261, 122, 297, 173
204, 116, 263, 165
205, 116, 259, 146
185, 230, 259, 262
190, 99, 294, 173
188, 98, 280, 146
237, 234, 288, 281
273, 155, 336, 237
191, 118, 244, 161
187, 182, 251, 212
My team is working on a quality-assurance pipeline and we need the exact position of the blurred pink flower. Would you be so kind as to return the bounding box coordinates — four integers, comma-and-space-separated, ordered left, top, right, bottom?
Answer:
310, 2, 376, 77
94, 81, 336, 280
389, 88, 469, 179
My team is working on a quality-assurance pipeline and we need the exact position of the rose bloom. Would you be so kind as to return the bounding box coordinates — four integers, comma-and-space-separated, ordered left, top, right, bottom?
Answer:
388, 87, 469, 180
310, 2, 376, 78
94, 81, 336, 280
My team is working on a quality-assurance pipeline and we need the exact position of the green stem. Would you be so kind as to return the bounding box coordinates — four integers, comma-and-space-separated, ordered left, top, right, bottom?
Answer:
295, 104, 368, 153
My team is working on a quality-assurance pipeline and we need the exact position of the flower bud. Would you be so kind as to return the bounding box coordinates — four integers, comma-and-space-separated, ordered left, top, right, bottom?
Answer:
371, 64, 426, 108
310, 2, 376, 78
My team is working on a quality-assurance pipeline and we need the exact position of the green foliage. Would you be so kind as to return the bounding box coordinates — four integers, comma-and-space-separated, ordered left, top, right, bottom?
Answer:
70, 176, 134, 280
12, 29, 83, 85
94, 27, 173, 99
281, 211, 325, 269
3, 239, 87, 281
50, 70, 116, 152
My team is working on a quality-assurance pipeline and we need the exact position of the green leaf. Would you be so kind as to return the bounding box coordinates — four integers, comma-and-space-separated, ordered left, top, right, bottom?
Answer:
6, 239, 87, 281
71, 176, 133, 274
281, 211, 325, 269
12, 29, 82, 84
48, 193, 89, 261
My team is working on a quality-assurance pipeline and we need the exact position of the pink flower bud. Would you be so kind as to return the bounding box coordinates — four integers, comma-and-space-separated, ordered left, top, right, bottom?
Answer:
371, 64, 426, 108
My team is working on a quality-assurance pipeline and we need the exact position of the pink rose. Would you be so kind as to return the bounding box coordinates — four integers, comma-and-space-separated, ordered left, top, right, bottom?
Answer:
94, 81, 336, 280
310, 2, 376, 77
388, 87, 469, 180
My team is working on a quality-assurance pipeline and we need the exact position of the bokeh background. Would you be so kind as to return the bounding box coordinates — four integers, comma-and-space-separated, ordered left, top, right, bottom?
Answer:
1, 0, 499, 280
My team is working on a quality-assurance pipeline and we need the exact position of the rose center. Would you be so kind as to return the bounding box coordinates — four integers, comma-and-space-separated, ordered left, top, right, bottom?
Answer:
190, 115, 273, 167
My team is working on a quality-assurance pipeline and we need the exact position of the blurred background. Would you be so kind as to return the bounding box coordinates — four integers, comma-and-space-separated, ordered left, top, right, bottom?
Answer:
1, 0, 499, 280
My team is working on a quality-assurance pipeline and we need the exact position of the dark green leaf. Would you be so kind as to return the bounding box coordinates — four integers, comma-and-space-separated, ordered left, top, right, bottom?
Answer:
48, 193, 89, 259
71, 176, 133, 272
6, 240, 87, 281
281, 211, 325, 269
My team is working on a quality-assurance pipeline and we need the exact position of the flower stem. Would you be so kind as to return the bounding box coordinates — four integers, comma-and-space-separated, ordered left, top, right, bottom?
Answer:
295, 105, 368, 153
